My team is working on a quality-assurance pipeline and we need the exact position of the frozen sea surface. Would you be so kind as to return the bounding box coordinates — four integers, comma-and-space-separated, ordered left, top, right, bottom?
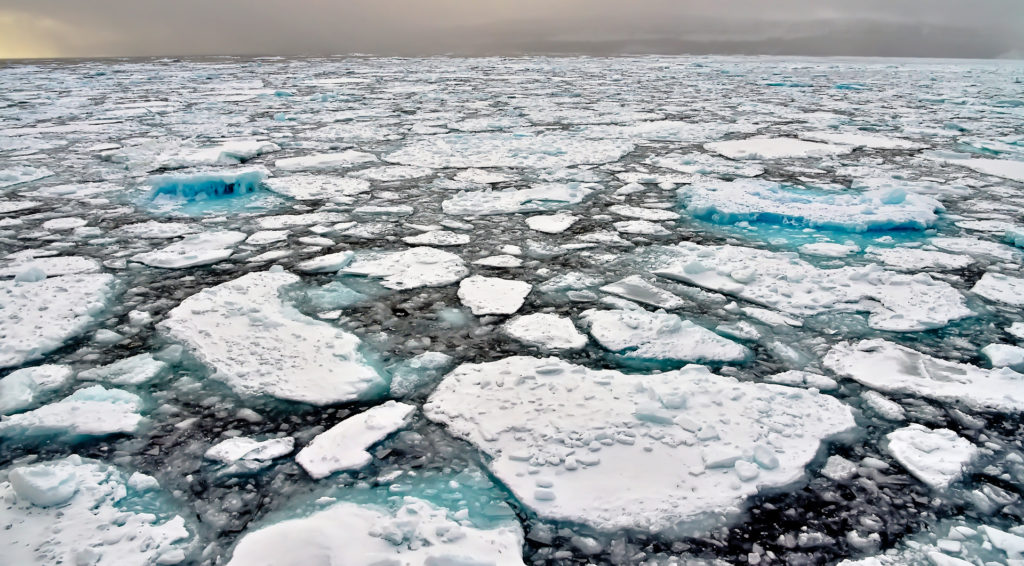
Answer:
1, 55, 1023, 566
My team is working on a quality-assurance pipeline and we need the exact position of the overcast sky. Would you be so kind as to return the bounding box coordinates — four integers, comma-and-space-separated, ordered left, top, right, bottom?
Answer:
1, 0, 1022, 59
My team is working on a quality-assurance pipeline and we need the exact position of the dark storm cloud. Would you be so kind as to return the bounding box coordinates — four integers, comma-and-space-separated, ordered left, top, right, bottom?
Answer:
0, 0, 1022, 59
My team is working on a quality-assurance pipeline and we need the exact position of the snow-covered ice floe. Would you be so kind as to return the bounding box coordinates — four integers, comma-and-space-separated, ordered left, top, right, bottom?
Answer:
131, 230, 246, 268
582, 309, 749, 364
161, 270, 386, 404
296, 401, 415, 479
386, 132, 633, 169
503, 313, 588, 350
262, 174, 370, 200
0, 456, 192, 566
0, 274, 117, 368
341, 247, 468, 290
648, 243, 972, 332
424, 356, 855, 534
442, 183, 597, 216
457, 276, 532, 315
0, 365, 71, 415
823, 339, 1024, 413
0, 385, 145, 441
704, 137, 853, 160
885, 425, 977, 490
678, 179, 943, 232
226, 496, 524, 566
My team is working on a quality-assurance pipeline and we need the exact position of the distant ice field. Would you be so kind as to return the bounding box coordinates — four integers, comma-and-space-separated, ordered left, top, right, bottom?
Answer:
1, 55, 1023, 566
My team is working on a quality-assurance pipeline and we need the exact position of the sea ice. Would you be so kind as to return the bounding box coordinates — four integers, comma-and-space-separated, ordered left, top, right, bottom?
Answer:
526, 213, 578, 234
650, 243, 972, 332
614, 220, 671, 235
0, 456, 191, 566
148, 167, 268, 202
424, 356, 855, 534
262, 175, 370, 200
0, 273, 116, 368
648, 152, 765, 177
294, 251, 355, 273
678, 179, 943, 232
341, 247, 468, 290
503, 313, 588, 350
442, 183, 597, 216
77, 353, 169, 385
886, 425, 978, 490
971, 272, 1024, 306
599, 275, 684, 309
704, 138, 853, 160
608, 204, 680, 221
385, 132, 632, 169
161, 270, 386, 405
161, 139, 280, 168
132, 230, 246, 268
0, 165, 53, 189
388, 352, 454, 397
0, 365, 72, 415
458, 276, 532, 315
582, 309, 749, 364
296, 401, 415, 479
800, 131, 926, 150
981, 343, 1024, 369
402, 230, 471, 246
0, 385, 145, 440
864, 246, 973, 271
205, 436, 294, 474
0, 255, 101, 278
274, 150, 377, 171
824, 339, 1024, 412
226, 497, 524, 566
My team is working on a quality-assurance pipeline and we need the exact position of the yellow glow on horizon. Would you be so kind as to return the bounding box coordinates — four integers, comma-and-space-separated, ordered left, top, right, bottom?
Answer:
0, 12, 66, 59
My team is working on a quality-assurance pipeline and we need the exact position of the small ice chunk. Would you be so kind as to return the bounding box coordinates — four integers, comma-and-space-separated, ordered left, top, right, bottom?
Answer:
582, 309, 749, 364
458, 276, 532, 315
402, 230, 471, 246
526, 213, 578, 234
473, 255, 523, 268
296, 401, 415, 479
78, 353, 169, 385
504, 313, 588, 350
821, 455, 858, 482
132, 231, 246, 269
886, 425, 977, 489
981, 343, 1024, 370
443, 183, 597, 216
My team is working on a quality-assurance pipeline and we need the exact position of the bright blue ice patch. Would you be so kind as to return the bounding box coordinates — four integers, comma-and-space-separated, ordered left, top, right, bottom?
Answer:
148, 168, 268, 202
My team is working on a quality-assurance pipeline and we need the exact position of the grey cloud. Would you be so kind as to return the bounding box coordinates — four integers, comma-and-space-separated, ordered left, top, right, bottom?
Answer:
1, 0, 1022, 58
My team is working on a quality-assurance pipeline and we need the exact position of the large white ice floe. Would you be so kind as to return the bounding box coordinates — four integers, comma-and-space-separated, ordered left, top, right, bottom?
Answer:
649, 243, 972, 332
0, 456, 191, 566
704, 137, 853, 160
424, 356, 855, 534
582, 309, 749, 364
161, 139, 280, 168
599, 275, 684, 309
971, 272, 1024, 306
823, 339, 1024, 413
77, 353, 169, 385
885, 425, 977, 490
442, 183, 597, 216
385, 132, 633, 169
0, 365, 72, 415
503, 313, 588, 350
341, 247, 468, 290
262, 174, 370, 200
864, 246, 973, 271
526, 212, 578, 234
0, 273, 116, 369
131, 230, 246, 268
457, 276, 532, 315
946, 157, 1024, 182
296, 401, 416, 479
0, 255, 101, 278
647, 152, 765, 177
294, 251, 355, 273
0, 165, 53, 189
274, 150, 377, 171
226, 496, 524, 566
161, 270, 386, 404
0, 385, 145, 440
678, 179, 943, 232
147, 167, 268, 202
799, 131, 927, 150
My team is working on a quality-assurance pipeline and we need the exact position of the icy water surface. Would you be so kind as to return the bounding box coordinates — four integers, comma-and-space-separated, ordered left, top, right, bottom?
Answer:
1, 55, 1024, 566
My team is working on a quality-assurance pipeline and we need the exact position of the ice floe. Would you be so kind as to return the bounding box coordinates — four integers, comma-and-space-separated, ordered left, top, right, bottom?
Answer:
885, 425, 977, 490
824, 339, 1024, 412
161, 270, 386, 404
296, 401, 415, 479
0, 274, 116, 368
443, 183, 597, 216
458, 276, 532, 315
971, 272, 1024, 306
503, 313, 588, 350
77, 353, 168, 385
582, 309, 749, 364
205, 436, 295, 474
226, 496, 524, 566
679, 179, 943, 232
649, 243, 972, 332
0, 365, 72, 415
402, 230, 471, 246
262, 175, 370, 200
131, 230, 246, 268
0, 385, 144, 441
274, 150, 377, 171
526, 212, 578, 234
386, 132, 632, 169
704, 138, 853, 160
0, 456, 191, 566
341, 247, 468, 290
424, 356, 855, 534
